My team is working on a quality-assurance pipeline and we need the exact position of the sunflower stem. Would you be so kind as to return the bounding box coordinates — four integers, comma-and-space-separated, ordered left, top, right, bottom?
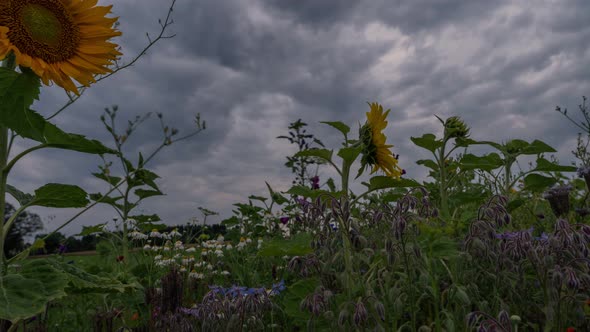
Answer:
0, 53, 16, 275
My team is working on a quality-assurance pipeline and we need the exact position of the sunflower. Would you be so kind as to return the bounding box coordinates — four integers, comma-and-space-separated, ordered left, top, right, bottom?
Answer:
359, 102, 403, 178
0, 0, 122, 95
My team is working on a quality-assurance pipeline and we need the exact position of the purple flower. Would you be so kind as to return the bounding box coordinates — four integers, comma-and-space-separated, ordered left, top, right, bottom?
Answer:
279, 216, 289, 225
297, 197, 310, 208
58, 244, 67, 254
311, 176, 320, 190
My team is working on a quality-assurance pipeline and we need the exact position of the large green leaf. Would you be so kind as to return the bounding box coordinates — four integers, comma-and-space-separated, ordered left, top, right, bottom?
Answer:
410, 134, 443, 153
45, 260, 137, 294
532, 158, 577, 172
523, 174, 557, 192
459, 153, 504, 171
0, 67, 40, 114
0, 274, 47, 323
0, 259, 69, 323
363, 176, 421, 191
20, 260, 68, 303
520, 140, 556, 155
31, 183, 89, 208
337, 146, 362, 164
258, 233, 313, 257
320, 121, 350, 137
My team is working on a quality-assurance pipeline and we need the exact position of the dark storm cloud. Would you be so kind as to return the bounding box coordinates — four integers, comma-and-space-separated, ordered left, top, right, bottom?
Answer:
7, 0, 590, 236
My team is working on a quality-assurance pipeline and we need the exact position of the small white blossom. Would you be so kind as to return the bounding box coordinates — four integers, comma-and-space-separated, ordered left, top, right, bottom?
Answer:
169, 229, 182, 237
221, 270, 230, 276
189, 271, 204, 279
143, 244, 152, 250
214, 249, 224, 257
225, 244, 233, 250
129, 230, 148, 240
174, 241, 184, 250
206, 263, 213, 270
186, 247, 196, 253
180, 266, 187, 272
149, 229, 162, 238
201, 249, 208, 256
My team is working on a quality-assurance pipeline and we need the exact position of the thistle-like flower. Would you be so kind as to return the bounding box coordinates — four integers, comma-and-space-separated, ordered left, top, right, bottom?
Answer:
543, 184, 573, 218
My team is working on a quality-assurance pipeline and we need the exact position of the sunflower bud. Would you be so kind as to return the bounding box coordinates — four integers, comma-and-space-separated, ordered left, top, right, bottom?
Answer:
443, 116, 470, 139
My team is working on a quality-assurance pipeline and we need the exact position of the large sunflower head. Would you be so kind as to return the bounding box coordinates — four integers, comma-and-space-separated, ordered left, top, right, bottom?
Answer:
358, 102, 404, 178
0, 0, 122, 95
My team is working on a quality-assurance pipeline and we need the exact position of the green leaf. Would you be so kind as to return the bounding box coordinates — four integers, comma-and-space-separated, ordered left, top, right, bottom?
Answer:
294, 148, 333, 163
134, 188, 164, 200
0, 66, 40, 112
265, 182, 289, 205
449, 190, 488, 207
320, 121, 350, 136
523, 174, 557, 193
416, 159, 438, 171
77, 223, 107, 236
20, 260, 68, 303
91, 172, 122, 186
45, 260, 138, 294
532, 158, 577, 172
89, 193, 123, 206
43, 124, 117, 154
280, 278, 319, 322
507, 199, 525, 213
31, 184, 89, 208
410, 134, 443, 153
0, 68, 114, 154
337, 146, 362, 164
133, 169, 160, 190
286, 185, 314, 198
6, 184, 33, 205
459, 153, 504, 171
521, 140, 556, 155
326, 178, 336, 192
248, 195, 267, 202
363, 176, 421, 191
221, 216, 239, 227
0, 274, 47, 323
258, 233, 313, 257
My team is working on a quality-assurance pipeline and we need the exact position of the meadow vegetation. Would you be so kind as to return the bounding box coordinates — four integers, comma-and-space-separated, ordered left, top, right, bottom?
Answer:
0, 0, 589, 331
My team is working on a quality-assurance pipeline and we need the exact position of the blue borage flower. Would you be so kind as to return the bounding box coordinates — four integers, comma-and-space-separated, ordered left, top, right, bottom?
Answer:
207, 279, 287, 298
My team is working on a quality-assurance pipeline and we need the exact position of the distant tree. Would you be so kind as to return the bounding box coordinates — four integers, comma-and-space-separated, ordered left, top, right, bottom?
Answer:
3, 203, 43, 258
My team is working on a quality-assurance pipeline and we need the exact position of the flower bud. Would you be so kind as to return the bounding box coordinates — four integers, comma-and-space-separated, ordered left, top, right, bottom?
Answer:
443, 116, 470, 139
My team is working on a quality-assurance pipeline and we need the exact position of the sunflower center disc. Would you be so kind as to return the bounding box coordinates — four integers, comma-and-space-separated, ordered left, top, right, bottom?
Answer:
21, 4, 62, 47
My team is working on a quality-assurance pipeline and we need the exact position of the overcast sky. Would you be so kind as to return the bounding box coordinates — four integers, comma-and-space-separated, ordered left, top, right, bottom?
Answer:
7, 0, 590, 236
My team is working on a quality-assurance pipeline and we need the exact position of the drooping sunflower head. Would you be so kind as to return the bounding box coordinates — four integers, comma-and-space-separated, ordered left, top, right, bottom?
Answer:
0, 0, 122, 95
358, 102, 404, 179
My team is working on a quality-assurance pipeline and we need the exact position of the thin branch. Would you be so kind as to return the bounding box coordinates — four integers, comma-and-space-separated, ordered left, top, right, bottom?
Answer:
46, 0, 177, 120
